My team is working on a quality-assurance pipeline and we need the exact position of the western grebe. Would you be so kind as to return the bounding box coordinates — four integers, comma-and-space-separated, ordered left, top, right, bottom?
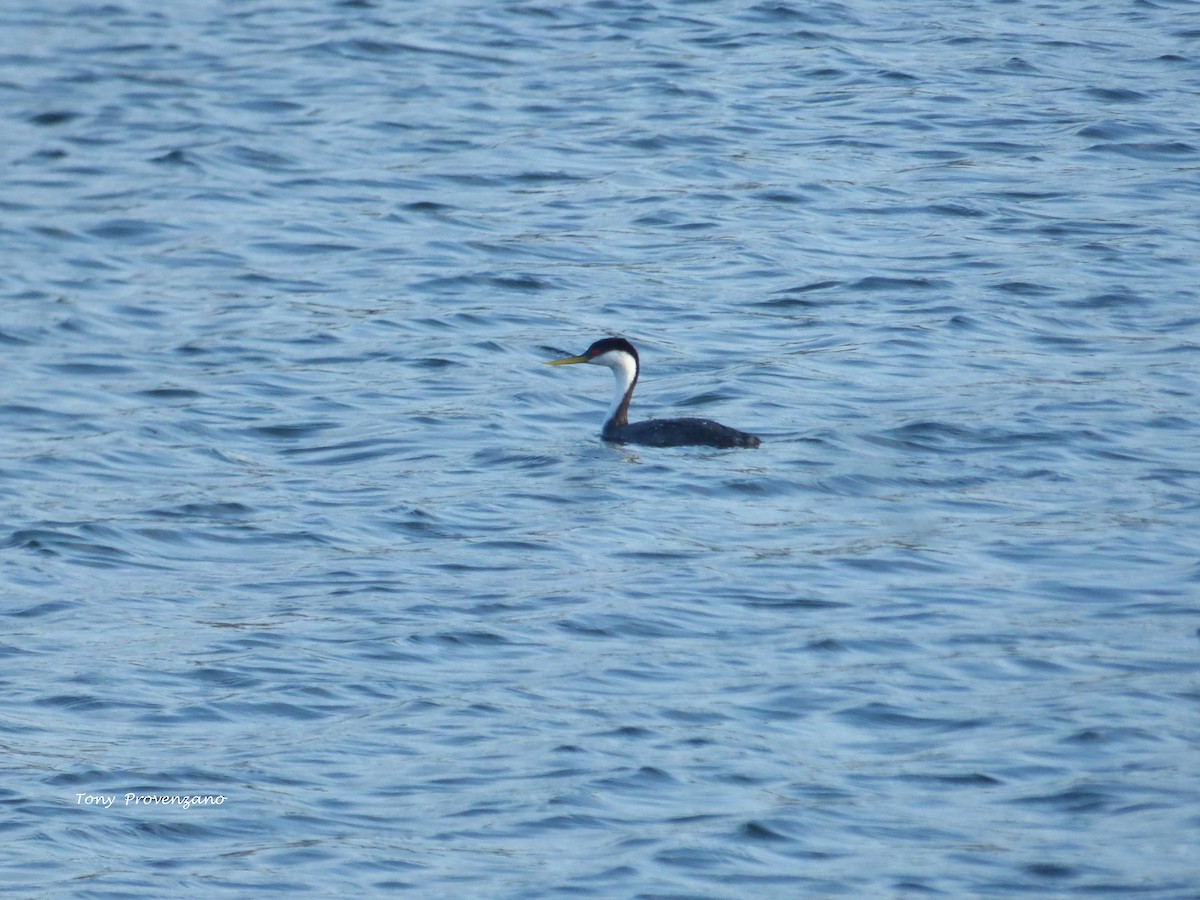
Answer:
545, 337, 761, 449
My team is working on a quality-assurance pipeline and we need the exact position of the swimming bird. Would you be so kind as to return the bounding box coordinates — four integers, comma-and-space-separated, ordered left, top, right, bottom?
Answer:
545, 337, 761, 448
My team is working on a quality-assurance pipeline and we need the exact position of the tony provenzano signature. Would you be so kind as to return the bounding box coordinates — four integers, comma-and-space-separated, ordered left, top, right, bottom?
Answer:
75, 792, 226, 810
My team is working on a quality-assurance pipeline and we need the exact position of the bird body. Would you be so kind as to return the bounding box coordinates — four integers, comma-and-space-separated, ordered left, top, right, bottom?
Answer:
546, 337, 761, 449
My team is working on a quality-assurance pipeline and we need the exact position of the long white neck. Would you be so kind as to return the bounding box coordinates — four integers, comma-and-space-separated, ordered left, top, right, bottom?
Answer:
595, 349, 638, 430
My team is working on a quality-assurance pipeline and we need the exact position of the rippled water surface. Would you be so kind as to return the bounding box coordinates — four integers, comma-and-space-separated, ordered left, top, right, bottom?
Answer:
3, 1, 1199, 896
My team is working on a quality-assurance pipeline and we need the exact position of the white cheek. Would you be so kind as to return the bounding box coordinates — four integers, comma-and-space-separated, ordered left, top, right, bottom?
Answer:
592, 350, 636, 380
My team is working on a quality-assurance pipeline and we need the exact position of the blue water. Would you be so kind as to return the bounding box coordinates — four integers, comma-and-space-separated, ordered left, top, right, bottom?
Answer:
3, 1, 1199, 896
